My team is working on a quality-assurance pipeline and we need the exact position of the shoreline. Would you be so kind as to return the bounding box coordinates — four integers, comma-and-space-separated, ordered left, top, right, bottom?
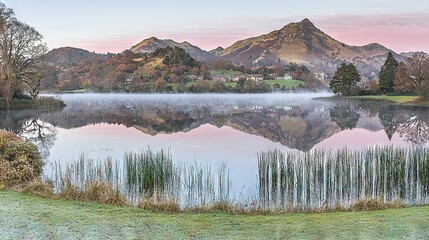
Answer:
0, 97, 66, 110
315, 95, 429, 106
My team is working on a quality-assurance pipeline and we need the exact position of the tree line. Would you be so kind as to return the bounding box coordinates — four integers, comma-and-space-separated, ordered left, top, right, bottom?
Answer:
330, 51, 429, 99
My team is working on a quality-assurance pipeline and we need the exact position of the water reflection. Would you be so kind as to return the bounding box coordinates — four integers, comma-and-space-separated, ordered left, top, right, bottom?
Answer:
0, 94, 429, 160
18, 118, 57, 159
330, 105, 360, 130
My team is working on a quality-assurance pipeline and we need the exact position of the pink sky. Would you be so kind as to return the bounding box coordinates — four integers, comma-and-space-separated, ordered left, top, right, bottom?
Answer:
74, 13, 429, 54
5, 1, 429, 53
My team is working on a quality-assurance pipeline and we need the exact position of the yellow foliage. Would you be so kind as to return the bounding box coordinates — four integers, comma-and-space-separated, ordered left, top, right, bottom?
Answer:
0, 130, 43, 186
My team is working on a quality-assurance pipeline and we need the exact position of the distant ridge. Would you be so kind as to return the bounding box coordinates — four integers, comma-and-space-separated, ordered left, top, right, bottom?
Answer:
44, 47, 108, 66
130, 37, 214, 61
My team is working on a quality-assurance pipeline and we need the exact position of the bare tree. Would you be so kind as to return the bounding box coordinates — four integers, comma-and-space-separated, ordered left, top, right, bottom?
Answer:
23, 69, 44, 104
393, 53, 429, 98
0, 3, 47, 108
0, 3, 14, 108
406, 53, 427, 87
394, 62, 413, 93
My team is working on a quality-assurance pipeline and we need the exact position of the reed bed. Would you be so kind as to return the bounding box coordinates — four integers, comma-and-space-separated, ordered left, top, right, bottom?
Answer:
258, 147, 429, 211
53, 149, 231, 209
51, 146, 429, 212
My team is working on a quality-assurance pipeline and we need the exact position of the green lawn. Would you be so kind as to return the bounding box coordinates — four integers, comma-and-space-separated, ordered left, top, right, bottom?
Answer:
264, 79, 304, 89
1, 191, 429, 239
347, 95, 420, 104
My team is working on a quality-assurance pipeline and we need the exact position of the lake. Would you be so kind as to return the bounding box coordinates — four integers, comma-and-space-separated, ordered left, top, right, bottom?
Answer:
2, 93, 429, 209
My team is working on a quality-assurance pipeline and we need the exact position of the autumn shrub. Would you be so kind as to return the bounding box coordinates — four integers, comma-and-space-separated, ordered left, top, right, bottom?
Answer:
0, 130, 43, 186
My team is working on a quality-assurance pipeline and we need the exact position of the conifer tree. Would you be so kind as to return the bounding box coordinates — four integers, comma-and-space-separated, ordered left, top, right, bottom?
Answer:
329, 63, 360, 96
379, 52, 398, 94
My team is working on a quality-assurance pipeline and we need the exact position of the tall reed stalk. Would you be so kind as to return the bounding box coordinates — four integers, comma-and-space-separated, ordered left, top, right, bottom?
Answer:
257, 146, 429, 210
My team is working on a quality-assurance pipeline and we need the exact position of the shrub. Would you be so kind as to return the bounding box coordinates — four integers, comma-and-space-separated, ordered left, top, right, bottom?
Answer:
0, 130, 43, 186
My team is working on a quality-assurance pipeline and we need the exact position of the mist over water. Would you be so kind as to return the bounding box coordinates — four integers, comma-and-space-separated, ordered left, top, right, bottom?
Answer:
51, 92, 334, 109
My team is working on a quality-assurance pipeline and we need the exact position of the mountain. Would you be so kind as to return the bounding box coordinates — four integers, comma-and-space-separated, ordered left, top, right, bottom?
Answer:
44, 47, 109, 66
218, 18, 404, 77
209, 46, 224, 56
48, 19, 420, 79
130, 37, 214, 61
400, 51, 429, 59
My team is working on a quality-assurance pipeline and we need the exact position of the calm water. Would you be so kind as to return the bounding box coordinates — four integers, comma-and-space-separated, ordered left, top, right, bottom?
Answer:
2, 93, 429, 207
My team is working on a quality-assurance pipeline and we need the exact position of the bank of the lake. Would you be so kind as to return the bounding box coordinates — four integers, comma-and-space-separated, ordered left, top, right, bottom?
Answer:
1, 191, 428, 239
317, 95, 425, 105
345, 95, 421, 104
0, 97, 65, 110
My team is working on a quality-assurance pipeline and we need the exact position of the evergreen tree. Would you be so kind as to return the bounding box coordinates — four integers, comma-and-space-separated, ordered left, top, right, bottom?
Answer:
378, 52, 398, 94
329, 63, 360, 96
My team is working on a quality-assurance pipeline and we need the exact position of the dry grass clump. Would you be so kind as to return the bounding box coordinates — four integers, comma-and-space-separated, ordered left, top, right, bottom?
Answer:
207, 201, 234, 213
22, 180, 54, 198
58, 179, 127, 206
350, 198, 406, 211
137, 197, 180, 213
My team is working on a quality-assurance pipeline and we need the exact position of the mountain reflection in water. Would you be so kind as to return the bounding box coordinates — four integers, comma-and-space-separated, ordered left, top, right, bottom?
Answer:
1, 93, 428, 158
2, 93, 429, 206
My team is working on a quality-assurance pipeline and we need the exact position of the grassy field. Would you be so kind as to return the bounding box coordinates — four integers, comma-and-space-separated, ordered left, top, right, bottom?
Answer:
1, 191, 429, 239
264, 79, 304, 88
347, 95, 420, 104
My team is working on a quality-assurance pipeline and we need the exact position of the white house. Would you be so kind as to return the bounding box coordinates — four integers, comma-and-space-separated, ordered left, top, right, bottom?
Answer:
283, 73, 293, 80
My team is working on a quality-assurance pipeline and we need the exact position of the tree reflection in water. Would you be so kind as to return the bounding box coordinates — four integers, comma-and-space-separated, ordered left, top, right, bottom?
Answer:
18, 118, 57, 159
377, 105, 429, 145
329, 104, 360, 130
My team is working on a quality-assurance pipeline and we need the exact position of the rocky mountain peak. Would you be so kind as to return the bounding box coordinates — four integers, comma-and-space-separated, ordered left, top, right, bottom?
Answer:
299, 18, 315, 27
